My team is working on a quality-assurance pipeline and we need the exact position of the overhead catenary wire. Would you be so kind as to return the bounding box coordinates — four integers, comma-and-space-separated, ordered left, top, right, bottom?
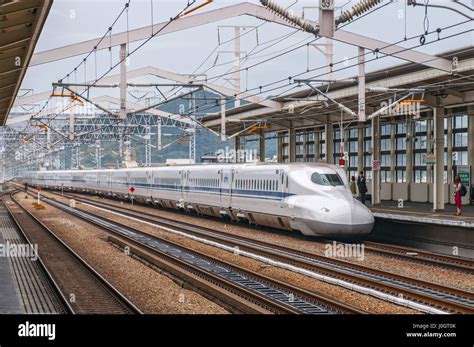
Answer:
187, 26, 473, 124
205, 18, 472, 106
41, 1, 197, 126
15, 1, 472, 161
30, 2, 462, 145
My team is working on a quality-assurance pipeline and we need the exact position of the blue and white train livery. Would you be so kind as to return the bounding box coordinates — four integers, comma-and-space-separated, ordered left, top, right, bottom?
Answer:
22, 162, 374, 237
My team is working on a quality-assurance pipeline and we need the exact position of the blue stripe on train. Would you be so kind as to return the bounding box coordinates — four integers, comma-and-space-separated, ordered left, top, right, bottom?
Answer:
34, 178, 292, 201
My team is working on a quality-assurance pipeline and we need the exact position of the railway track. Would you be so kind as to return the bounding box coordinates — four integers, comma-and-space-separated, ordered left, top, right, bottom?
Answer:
53, 188, 473, 273
6, 193, 142, 314
358, 241, 473, 272
46, 190, 474, 314
23, 191, 364, 314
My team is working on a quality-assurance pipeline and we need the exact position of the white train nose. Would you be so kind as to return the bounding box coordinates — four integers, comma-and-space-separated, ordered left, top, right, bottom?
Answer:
351, 200, 375, 228
291, 190, 374, 237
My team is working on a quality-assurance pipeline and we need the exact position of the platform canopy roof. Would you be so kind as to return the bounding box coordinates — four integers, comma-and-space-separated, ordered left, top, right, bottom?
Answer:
0, 0, 52, 125
202, 46, 474, 135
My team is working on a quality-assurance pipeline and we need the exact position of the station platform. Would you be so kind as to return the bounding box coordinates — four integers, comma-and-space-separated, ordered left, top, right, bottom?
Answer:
0, 201, 65, 314
0, 230, 23, 314
368, 202, 474, 258
370, 201, 474, 228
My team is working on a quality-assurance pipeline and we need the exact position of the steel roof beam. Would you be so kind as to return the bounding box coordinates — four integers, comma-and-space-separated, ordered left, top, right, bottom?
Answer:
30, 2, 452, 73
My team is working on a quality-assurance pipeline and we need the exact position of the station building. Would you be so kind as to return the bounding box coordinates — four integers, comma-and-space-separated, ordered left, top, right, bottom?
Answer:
203, 47, 474, 209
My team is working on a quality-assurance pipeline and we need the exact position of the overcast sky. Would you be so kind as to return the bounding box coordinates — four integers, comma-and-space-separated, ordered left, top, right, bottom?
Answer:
14, 0, 473, 113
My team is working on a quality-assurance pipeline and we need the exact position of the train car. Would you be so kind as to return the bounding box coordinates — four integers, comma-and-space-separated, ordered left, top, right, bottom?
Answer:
24, 162, 374, 237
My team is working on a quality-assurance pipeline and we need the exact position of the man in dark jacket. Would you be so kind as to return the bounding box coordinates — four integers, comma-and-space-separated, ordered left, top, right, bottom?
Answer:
358, 171, 367, 204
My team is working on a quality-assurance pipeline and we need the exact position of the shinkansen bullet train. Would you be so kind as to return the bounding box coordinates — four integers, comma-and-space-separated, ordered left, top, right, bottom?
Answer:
22, 163, 374, 237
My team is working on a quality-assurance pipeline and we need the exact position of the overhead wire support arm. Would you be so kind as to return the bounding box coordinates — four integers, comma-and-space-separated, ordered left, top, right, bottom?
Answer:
295, 79, 357, 118
407, 1, 473, 20
366, 92, 422, 120
62, 86, 118, 117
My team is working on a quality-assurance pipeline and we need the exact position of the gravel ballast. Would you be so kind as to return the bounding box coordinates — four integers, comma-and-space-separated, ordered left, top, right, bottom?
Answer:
15, 193, 228, 314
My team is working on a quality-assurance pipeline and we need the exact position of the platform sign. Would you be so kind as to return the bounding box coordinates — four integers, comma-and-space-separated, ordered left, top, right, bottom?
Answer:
424, 154, 436, 165
457, 165, 470, 186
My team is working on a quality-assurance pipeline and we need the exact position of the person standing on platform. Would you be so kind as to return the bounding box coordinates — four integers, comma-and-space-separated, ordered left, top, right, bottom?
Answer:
358, 171, 368, 205
454, 175, 462, 216
350, 175, 358, 198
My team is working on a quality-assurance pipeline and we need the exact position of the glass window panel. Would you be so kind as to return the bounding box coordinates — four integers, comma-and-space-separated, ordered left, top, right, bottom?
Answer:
397, 123, 407, 134
381, 154, 391, 167
415, 120, 427, 133
396, 154, 406, 167
349, 128, 359, 138
396, 137, 406, 150
365, 155, 372, 167
349, 141, 358, 153
454, 132, 468, 147
415, 136, 427, 149
365, 126, 372, 137
349, 156, 358, 168
381, 138, 392, 151
364, 139, 372, 152
381, 125, 391, 136
396, 170, 406, 182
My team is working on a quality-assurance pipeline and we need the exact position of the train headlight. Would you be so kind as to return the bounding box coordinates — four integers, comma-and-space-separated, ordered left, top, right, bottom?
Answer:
320, 207, 330, 213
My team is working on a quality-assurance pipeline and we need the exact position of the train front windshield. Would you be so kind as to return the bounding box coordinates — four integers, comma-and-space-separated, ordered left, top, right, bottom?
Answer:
311, 172, 344, 186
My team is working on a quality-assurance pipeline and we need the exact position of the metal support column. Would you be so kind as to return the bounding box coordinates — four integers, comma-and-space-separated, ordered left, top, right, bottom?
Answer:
234, 27, 241, 108
358, 46, 366, 122
468, 105, 474, 189
259, 127, 265, 162
341, 128, 347, 174
447, 108, 453, 184
188, 92, 196, 163
426, 111, 433, 183
95, 139, 101, 169
358, 124, 364, 174
157, 122, 162, 151
371, 116, 381, 205
235, 136, 241, 163
325, 122, 333, 164
277, 133, 283, 163
289, 127, 296, 163
119, 43, 127, 119
390, 121, 396, 183
406, 118, 414, 186
314, 130, 320, 162
220, 97, 226, 141
145, 125, 151, 166
433, 106, 445, 211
